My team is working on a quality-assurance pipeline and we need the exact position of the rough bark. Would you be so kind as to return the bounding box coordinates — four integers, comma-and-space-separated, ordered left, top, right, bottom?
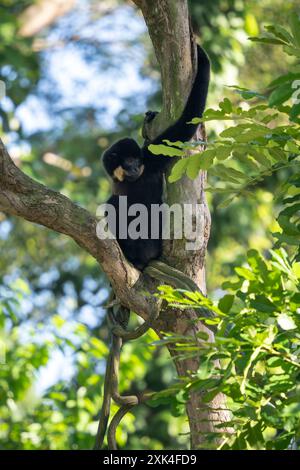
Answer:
0, 0, 232, 449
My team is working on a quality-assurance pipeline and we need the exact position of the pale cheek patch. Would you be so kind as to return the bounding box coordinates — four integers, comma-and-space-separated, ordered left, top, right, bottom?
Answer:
114, 166, 125, 181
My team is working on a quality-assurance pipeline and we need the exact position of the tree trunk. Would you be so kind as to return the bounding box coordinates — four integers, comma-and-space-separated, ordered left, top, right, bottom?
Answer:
133, 0, 231, 448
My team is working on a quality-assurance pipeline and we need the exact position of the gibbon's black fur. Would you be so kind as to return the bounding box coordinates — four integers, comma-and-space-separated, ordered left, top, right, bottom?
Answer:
102, 45, 210, 270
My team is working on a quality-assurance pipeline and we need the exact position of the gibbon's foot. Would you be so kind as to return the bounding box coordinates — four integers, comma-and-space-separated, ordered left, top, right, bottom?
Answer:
142, 111, 159, 143
144, 110, 159, 123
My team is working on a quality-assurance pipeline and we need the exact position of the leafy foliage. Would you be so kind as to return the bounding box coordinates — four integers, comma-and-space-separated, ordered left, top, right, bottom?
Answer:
158, 248, 300, 449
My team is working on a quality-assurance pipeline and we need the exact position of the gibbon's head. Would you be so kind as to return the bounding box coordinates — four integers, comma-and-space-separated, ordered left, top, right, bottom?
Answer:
103, 138, 145, 182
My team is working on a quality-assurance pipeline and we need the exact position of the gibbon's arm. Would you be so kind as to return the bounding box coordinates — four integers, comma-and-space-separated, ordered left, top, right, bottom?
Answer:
142, 45, 210, 168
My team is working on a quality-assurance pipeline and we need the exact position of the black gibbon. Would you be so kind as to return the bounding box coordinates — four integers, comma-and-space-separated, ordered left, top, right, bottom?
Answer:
102, 45, 210, 270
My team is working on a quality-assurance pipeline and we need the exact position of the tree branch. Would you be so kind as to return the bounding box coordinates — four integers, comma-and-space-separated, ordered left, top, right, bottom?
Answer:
18, 0, 76, 37
0, 139, 158, 321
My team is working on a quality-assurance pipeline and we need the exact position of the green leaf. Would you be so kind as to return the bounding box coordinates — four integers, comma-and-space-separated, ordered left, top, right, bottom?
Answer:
250, 295, 276, 313
168, 158, 188, 182
195, 149, 215, 170
220, 126, 245, 138
245, 13, 259, 36
283, 45, 300, 57
280, 203, 300, 217
250, 149, 272, 168
292, 262, 300, 279
267, 148, 288, 163
90, 337, 107, 356
270, 248, 291, 274
215, 146, 232, 161
235, 267, 256, 280
289, 14, 300, 48
189, 117, 202, 124
268, 73, 300, 88
229, 86, 266, 100
163, 139, 185, 148
218, 165, 248, 182
290, 103, 300, 121
264, 25, 293, 44
52, 315, 66, 329
273, 232, 300, 246
49, 392, 67, 402
219, 98, 233, 114
202, 108, 227, 120
284, 140, 299, 153
218, 195, 237, 208
186, 153, 201, 179
277, 313, 297, 330
148, 144, 184, 157
218, 294, 234, 313
269, 84, 293, 106
247, 249, 269, 279
278, 215, 300, 236
249, 37, 289, 46
12, 278, 30, 295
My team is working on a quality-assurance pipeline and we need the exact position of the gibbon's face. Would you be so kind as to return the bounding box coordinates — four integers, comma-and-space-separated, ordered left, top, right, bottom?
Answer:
109, 138, 144, 182
103, 138, 145, 182
115, 156, 144, 182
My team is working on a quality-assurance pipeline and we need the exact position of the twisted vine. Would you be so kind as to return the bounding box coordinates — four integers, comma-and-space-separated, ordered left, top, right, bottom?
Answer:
93, 260, 216, 450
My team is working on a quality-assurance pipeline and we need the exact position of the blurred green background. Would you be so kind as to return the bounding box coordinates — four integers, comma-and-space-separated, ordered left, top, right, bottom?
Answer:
0, 0, 297, 449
